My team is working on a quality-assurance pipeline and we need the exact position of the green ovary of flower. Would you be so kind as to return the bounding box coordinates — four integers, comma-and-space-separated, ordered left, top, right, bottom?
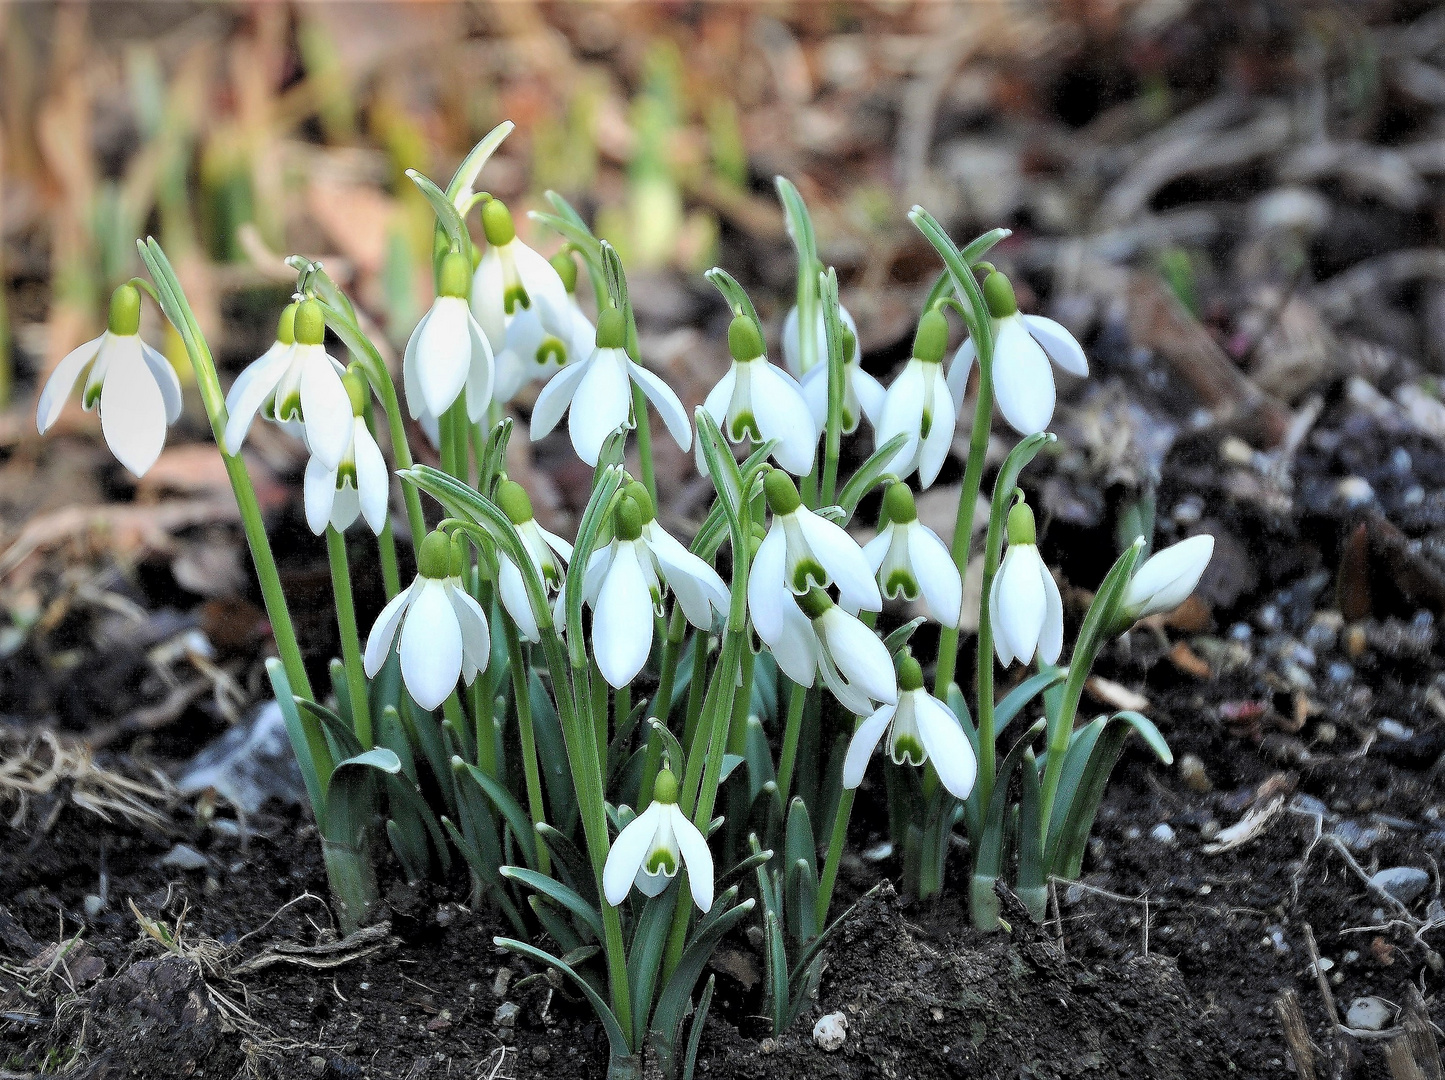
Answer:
108, 284, 142, 337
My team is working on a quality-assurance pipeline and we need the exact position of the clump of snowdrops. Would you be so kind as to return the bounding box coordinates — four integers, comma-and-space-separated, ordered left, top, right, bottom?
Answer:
39, 122, 1213, 1079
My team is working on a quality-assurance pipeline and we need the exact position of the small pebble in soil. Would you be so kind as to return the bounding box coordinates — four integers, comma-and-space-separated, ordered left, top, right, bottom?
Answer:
1172, 496, 1203, 525
1178, 753, 1211, 793
1150, 823, 1176, 844
1267, 927, 1289, 954
813, 1012, 848, 1052
1326, 662, 1353, 685
307, 1056, 327, 1077
1345, 997, 1393, 1031
1200, 820, 1220, 841
1291, 794, 1329, 818
1307, 957, 1333, 977
1304, 612, 1342, 652
1370, 866, 1430, 904
863, 841, 893, 861
1377, 718, 1413, 740
1332, 820, 1385, 852
159, 844, 210, 871
83, 894, 105, 919
1315, 720, 1338, 743
1124, 826, 1141, 841
532, 1047, 551, 1064
492, 967, 513, 997
495, 1001, 520, 1028
1344, 624, 1369, 658
1256, 605, 1282, 633
1336, 476, 1375, 508
1229, 622, 1253, 643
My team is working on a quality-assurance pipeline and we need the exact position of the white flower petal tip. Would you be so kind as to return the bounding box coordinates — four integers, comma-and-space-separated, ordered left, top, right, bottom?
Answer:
1023, 314, 1089, 377
1123, 535, 1214, 620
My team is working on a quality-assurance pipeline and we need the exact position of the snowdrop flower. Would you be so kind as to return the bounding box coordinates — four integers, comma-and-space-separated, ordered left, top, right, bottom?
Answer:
989, 500, 1063, 668
304, 370, 389, 537
580, 487, 728, 688
748, 472, 881, 644
759, 586, 898, 716
364, 531, 491, 711
603, 768, 713, 912
947, 270, 1088, 436
876, 309, 956, 488
224, 299, 353, 470
494, 479, 572, 642
226, 304, 304, 445
471, 199, 571, 358
700, 314, 817, 476
550, 249, 598, 362
37, 283, 182, 478
488, 248, 595, 406
405, 251, 495, 423
783, 298, 852, 377
798, 318, 885, 434
863, 483, 962, 628
1121, 535, 1214, 621
530, 308, 692, 467
843, 651, 976, 800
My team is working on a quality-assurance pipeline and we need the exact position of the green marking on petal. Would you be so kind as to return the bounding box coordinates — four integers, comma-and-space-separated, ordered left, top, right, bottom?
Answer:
889, 733, 927, 767
646, 848, 677, 876
884, 568, 918, 601
919, 408, 933, 440
728, 411, 761, 442
792, 557, 827, 594
503, 283, 531, 316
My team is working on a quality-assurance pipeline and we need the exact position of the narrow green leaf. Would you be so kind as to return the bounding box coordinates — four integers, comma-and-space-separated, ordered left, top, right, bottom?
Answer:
408, 170, 469, 254
446, 120, 514, 205
501, 865, 603, 939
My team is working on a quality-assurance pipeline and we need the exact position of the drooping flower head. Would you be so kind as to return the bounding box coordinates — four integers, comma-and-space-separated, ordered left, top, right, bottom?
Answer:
948, 270, 1089, 436
989, 498, 1063, 668
494, 478, 572, 642
37, 282, 183, 478
471, 198, 572, 360
1121, 535, 1215, 622
765, 586, 898, 716
550, 248, 598, 364
798, 316, 885, 435
405, 250, 496, 423
530, 307, 691, 467
304, 368, 390, 537
876, 308, 957, 489
700, 313, 817, 476
863, 482, 963, 628
364, 530, 492, 711
603, 768, 714, 912
843, 650, 977, 799
225, 298, 353, 470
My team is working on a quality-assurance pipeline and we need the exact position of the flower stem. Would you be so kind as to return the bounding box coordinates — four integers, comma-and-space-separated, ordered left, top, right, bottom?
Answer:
638, 608, 686, 803
326, 527, 372, 749
774, 678, 809, 807
631, 384, 656, 506
815, 759, 857, 927
504, 620, 549, 876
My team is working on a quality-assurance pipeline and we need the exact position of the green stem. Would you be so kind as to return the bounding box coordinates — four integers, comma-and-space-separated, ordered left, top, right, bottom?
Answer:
504, 620, 549, 876
816, 782, 855, 928
775, 679, 808, 807
682, 631, 709, 752
631, 384, 656, 506
326, 527, 372, 749
377, 518, 402, 599
725, 645, 755, 756
933, 376, 992, 698
639, 608, 686, 803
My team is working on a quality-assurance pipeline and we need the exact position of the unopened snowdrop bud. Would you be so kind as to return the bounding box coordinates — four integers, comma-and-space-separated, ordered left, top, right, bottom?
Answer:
1121, 535, 1214, 621
603, 767, 714, 911
749, 472, 881, 641
363, 529, 492, 711
843, 648, 976, 799
405, 251, 495, 423
989, 499, 1063, 668
495, 478, 572, 642
37, 282, 183, 478
876, 309, 956, 488
863, 483, 962, 627
948, 269, 1089, 437
303, 367, 389, 536
530, 306, 692, 466
701, 314, 816, 476
797, 308, 885, 434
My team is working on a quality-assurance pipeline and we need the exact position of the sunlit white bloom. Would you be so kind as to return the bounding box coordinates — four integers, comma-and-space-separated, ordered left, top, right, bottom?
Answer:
37, 284, 182, 478
947, 271, 1088, 436
404, 252, 495, 423
603, 769, 713, 912
844, 652, 976, 800
748, 472, 881, 645
1122, 535, 1214, 620
578, 487, 728, 688
304, 373, 389, 536
796, 309, 885, 434
530, 309, 692, 467
782, 300, 856, 378
876, 310, 956, 488
494, 480, 572, 642
989, 501, 1063, 668
863, 483, 962, 628
491, 305, 572, 405
757, 586, 897, 716
364, 531, 491, 711
225, 299, 353, 470
471, 200, 571, 357
700, 314, 817, 476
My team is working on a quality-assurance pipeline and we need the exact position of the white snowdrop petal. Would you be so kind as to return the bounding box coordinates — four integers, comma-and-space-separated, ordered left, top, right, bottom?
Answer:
447, 583, 492, 681
353, 424, 391, 535
876, 360, 925, 479
909, 525, 963, 629
842, 706, 895, 789
796, 511, 882, 613
992, 318, 1056, 436
1024, 314, 1089, 377
995, 546, 1048, 665
822, 610, 897, 706
593, 543, 655, 688
140, 342, 184, 425
364, 582, 416, 677
947, 337, 976, 415
415, 297, 473, 421
751, 363, 817, 475
670, 807, 715, 913
917, 367, 956, 488
914, 694, 977, 800
399, 581, 464, 710
469, 252, 507, 353
569, 352, 632, 466
328, 484, 361, 533
603, 803, 662, 907
463, 310, 496, 422
303, 455, 338, 536
770, 599, 820, 686
747, 526, 789, 645
37, 335, 103, 434
298, 347, 355, 471
512, 241, 572, 335
647, 527, 728, 628
530, 355, 592, 441
781, 305, 803, 376
852, 368, 887, 427
1125, 535, 1215, 617
1039, 560, 1064, 666
628, 360, 693, 453
989, 571, 1015, 667
862, 529, 891, 576
224, 344, 295, 453
498, 556, 541, 643
99, 336, 169, 477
